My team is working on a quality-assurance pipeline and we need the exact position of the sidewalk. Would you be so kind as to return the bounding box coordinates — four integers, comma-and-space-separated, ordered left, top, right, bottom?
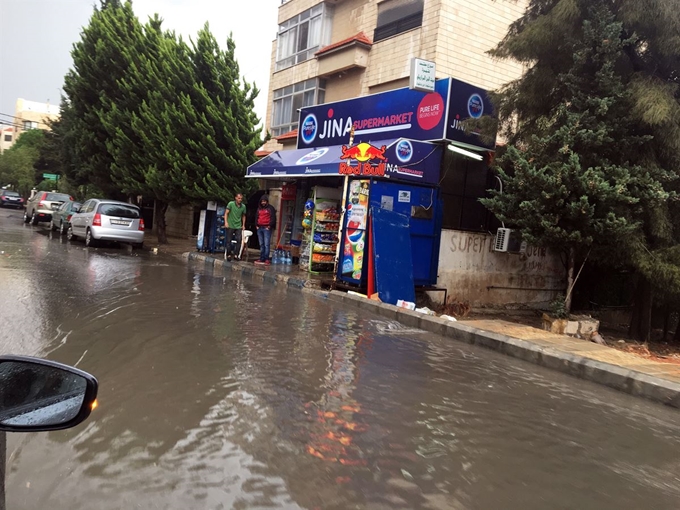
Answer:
172, 240, 680, 409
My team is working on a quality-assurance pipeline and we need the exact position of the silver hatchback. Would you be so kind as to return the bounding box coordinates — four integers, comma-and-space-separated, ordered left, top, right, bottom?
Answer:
68, 199, 145, 248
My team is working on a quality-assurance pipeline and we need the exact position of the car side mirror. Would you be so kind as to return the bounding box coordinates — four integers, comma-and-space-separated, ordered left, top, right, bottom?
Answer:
0, 356, 98, 432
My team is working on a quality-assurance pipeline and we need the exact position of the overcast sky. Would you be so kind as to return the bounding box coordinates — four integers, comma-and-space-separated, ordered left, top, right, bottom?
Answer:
0, 0, 280, 129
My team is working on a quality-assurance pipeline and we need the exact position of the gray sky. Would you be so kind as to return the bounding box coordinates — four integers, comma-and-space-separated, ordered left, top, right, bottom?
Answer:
0, 0, 280, 129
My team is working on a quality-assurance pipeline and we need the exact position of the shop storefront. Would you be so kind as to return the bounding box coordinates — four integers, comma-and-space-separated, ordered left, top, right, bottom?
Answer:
247, 77, 496, 304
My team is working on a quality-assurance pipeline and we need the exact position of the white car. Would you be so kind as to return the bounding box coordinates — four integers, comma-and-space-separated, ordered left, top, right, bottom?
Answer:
24, 192, 73, 224
68, 199, 145, 248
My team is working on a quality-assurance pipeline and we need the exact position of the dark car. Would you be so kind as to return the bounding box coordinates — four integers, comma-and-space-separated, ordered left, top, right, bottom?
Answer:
0, 190, 24, 209
50, 200, 82, 235
24, 192, 73, 225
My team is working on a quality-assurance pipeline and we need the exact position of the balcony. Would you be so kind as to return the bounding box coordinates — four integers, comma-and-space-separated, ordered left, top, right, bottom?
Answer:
315, 32, 373, 78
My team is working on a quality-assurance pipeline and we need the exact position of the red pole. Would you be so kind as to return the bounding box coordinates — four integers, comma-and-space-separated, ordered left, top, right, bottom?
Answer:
366, 214, 375, 297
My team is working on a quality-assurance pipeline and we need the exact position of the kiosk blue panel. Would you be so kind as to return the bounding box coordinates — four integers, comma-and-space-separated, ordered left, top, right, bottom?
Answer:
369, 181, 441, 286
371, 207, 415, 305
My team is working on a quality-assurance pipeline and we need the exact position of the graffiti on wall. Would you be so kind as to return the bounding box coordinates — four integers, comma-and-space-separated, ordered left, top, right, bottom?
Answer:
441, 231, 562, 276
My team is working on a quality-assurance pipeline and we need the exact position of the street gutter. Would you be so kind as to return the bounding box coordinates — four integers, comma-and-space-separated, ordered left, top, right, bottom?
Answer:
184, 252, 680, 410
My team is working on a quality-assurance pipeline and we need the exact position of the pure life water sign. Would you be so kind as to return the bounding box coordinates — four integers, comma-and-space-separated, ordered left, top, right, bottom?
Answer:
410, 58, 436, 92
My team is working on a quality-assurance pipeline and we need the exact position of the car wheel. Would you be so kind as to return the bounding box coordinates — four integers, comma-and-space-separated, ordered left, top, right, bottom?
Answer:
67, 226, 77, 241
60, 221, 67, 235
23, 210, 31, 223
85, 228, 97, 248
30, 211, 38, 225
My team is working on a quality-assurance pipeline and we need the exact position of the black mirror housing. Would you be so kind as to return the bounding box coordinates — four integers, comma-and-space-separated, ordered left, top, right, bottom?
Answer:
0, 356, 98, 433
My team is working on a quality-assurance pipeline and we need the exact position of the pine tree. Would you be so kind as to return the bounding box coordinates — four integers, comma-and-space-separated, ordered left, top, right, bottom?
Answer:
486, 0, 680, 339
64, 2, 262, 244
104, 23, 261, 243
61, 0, 143, 198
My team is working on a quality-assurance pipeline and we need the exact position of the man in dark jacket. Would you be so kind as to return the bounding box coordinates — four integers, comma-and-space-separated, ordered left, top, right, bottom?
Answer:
254, 195, 276, 265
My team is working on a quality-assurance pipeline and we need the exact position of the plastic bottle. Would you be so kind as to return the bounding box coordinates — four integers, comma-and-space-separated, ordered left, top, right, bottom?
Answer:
274, 249, 281, 264
285, 250, 292, 265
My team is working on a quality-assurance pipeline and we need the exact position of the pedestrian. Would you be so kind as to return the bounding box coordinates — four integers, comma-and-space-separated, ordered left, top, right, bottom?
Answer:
254, 194, 276, 265
224, 193, 246, 261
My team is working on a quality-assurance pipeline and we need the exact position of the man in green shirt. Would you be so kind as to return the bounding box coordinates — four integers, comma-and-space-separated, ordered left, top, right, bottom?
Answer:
224, 193, 246, 261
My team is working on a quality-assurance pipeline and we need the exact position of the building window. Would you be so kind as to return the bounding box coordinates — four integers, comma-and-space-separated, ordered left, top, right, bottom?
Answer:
3, 135, 11, 142
22, 121, 38, 130
271, 79, 326, 137
276, 3, 332, 71
440, 158, 501, 232
374, 0, 424, 43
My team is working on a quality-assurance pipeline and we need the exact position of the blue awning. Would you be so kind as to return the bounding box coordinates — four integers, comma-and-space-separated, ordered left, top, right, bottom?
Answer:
247, 138, 443, 185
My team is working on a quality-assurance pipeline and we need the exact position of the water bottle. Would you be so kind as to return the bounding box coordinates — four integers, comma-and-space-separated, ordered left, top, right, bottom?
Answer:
285, 250, 292, 265
273, 249, 280, 264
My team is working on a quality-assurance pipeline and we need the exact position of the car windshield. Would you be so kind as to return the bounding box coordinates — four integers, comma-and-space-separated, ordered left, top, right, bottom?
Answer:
98, 204, 140, 219
3, 191, 20, 197
45, 193, 71, 202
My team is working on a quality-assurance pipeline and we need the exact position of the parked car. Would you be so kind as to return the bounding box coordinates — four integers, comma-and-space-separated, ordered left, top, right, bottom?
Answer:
68, 199, 145, 248
24, 192, 73, 225
0, 189, 25, 209
50, 200, 82, 235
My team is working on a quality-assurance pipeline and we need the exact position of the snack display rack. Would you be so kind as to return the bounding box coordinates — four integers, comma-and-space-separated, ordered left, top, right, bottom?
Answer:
299, 186, 342, 273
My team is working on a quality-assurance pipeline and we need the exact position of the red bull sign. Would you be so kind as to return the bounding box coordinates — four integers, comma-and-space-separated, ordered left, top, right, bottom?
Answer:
338, 143, 387, 177
247, 138, 443, 185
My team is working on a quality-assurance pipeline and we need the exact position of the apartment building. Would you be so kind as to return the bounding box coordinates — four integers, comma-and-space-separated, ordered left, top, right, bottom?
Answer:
256, 0, 564, 307
15, 98, 60, 134
264, 0, 528, 148
0, 99, 60, 153
0, 127, 14, 153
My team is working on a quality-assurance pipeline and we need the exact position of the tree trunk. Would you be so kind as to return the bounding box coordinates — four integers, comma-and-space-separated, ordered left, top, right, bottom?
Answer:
564, 247, 576, 313
662, 305, 671, 341
629, 278, 652, 342
628, 280, 641, 338
155, 200, 169, 244
674, 312, 680, 343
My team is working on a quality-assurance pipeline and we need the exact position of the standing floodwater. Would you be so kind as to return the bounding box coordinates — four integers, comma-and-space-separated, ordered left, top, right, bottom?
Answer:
1, 213, 680, 510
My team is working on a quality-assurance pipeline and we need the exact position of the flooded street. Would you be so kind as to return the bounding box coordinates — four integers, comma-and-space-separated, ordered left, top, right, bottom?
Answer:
1, 211, 680, 510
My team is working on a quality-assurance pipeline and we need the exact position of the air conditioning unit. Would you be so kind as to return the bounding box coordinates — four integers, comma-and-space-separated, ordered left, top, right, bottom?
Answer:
493, 228, 526, 254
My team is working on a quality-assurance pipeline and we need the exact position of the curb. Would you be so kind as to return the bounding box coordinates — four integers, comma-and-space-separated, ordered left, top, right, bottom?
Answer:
184, 251, 680, 410
186, 252, 315, 290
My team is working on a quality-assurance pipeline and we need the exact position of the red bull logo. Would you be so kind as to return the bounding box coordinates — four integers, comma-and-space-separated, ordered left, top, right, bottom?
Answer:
339, 143, 387, 177
340, 143, 387, 162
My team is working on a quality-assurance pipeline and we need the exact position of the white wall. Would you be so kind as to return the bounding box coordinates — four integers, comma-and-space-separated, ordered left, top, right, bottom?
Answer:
435, 229, 565, 308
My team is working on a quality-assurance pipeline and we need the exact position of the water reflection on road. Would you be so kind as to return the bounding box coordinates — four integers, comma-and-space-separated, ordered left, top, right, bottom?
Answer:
2, 213, 680, 510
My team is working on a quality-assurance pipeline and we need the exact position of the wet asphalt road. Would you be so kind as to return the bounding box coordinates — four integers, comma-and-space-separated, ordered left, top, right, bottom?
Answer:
1, 209, 680, 510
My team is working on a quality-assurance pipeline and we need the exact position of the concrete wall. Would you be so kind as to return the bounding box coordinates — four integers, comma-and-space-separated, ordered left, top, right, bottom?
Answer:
434, 0, 528, 90
164, 204, 195, 239
436, 229, 565, 308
